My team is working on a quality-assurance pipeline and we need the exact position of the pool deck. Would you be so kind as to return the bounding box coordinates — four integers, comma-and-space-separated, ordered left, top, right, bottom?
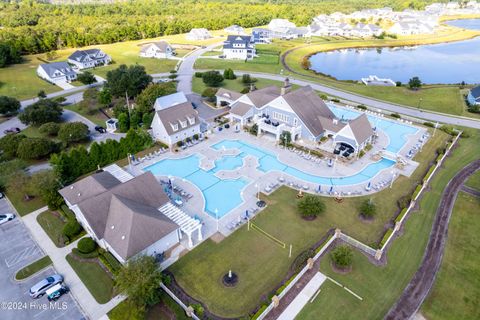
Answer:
125, 121, 428, 250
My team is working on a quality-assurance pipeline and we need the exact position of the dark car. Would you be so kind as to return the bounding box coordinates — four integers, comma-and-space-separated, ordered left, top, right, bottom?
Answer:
3, 127, 21, 134
192, 102, 197, 109
95, 126, 106, 133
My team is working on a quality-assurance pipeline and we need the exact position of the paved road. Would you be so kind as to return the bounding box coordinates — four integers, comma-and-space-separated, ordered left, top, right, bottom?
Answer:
385, 160, 480, 320
0, 199, 84, 320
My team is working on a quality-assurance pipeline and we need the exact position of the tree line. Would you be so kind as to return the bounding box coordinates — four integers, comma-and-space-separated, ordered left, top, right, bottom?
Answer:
0, 0, 438, 59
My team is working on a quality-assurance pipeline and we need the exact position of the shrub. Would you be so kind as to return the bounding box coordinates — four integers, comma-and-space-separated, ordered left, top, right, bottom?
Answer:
62, 220, 82, 240
77, 71, 97, 85
201, 87, 218, 102
77, 237, 97, 254
391, 112, 401, 118
17, 137, 56, 160
423, 121, 434, 128
242, 73, 253, 84
0, 95, 21, 116
364, 143, 373, 151
330, 98, 340, 103
397, 195, 411, 209
202, 70, 223, 87
18, 99, 63, 126
240, 87, 250, 94
357, 104, 367, 110
330, 245, 353, 268
223, 68, 236, 80
194, 72, 203, 78
460, 131, 470, 138
291, 248, 315, 273
412, 184, 423, 200
358, 150, 365, 158
297, 195, 325, 218
99, 251, 122, 275
39, 122, 61, 136
0, 134, 26, 158
58, 122, 90, 144
72, 248, 99, 259
320, 94, 328, 100
176, 140, 183, 147
395, 208, 408, 223
379, 228, 394, 248
439, 125, 456, 136
192, 304, 204, 317
249, 123, 258, 136
359, 199, 376, 218
252, 305, 268, 320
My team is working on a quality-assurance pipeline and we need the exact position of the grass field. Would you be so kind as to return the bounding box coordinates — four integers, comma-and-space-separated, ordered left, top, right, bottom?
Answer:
66, 253, 114, 304
191, 76, 298, 95
169, 129, 447, 318
63, 103, 109, 127
465, 170, 480, 191
421, 192, 480, 320
15, 256, 52, 280
6, 191, 46, 216
296, 127, 480, 320
36, 210, 68, 247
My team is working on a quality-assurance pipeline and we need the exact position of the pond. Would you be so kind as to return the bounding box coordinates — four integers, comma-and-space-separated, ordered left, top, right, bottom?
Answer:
308, 19, 480, 84
446, 18, 480, 30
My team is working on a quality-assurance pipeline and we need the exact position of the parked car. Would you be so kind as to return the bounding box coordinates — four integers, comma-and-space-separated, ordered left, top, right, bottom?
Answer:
46, 284, 69, 301
94, 126, 106, 133
29, 275, 63, 298
192, 102, 197, 109
0, 213, 15, 225
3, 127, 21, 134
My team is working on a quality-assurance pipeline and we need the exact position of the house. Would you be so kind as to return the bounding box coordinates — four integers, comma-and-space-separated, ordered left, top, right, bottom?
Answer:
37, 62, 77, 83
252, 28, 273, 43
140, 41, 175, 59
59, 166, 197, 264
389, 22, 417, 35
467, 85, 480, 105
224, 25, 245, 35
222, 35, 255, 60
151, 92, 200, 146
215, 88, 242, 107
268, 19, 296, 33
218, 80, 374, 152
186, 28, 212, 41
67, 49, 111, 70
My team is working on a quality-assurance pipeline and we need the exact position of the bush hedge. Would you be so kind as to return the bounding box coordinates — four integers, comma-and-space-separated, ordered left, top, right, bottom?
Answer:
72, 247, 99, 259
99, 251, 122, 275
77, 237, 97, 254
62, 220, 82, 240
251, 305, 268, 320
379, 228, 394, 248
412, 184, 423, 200
395, 208, 408, 223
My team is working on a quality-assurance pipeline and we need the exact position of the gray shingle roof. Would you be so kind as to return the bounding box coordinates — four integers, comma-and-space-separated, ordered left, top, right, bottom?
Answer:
216, 88, 242, 101
230, 101, 253, 116
348, 113, 374, 145
470, 85, 480, 100
39, 62, 76, 78
155, 102, 199, 135
246, 86, 281, 107
68, 49, 103, 62
140, 41, 171, 54
223, 35, 253, 49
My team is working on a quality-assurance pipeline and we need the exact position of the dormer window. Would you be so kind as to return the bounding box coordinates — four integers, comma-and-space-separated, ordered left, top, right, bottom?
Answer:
170, 123, 179, 131
180, 120, 187, 128
188, 117, 195, 125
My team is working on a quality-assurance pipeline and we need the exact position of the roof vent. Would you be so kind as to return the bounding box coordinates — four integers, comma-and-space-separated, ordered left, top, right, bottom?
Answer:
121, 235, 125, 240
111, 225, 115, 230
77, 193, 81, 197
70, 186, 74, 189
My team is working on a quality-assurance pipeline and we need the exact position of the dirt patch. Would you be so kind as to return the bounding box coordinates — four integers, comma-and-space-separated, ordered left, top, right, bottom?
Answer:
330, 261, 352, 274
301, 215, 317, 221
210, 232, 226, 243
358, 214, 374, 224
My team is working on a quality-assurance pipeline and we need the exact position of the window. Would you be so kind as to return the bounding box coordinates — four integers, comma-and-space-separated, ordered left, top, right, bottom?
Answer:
293, 118, 298, 126
180, 120, 187, 128
170, 123, 179, 131
188, 117, 195, 125
272, 111, 289, 123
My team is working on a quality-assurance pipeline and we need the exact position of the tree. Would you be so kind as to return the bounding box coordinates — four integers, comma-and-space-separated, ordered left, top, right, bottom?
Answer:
0, 96, 21, 116
408, 76, 422, 90
135, 82, 176, 114
201, 87, 218, 103
279, 131, 291, 146
331, 245, 353, 269
79, 88, 101, 115
16, 137, 56, 160
142, 112, 154, 129
359, 199, 377, 218
202, 71, 223, 87
18, 99, 62, 126
0, 133, 26, 158
39, 122, 61, 136
297, 194, 325, 218
242, 73, 254, 84
105, 64, 152, 98
223, 68, 236, 80
63, 220, 82, 241
57, 122, 90, 144
77, 71, 97, 85
29, 170, 64, 209
98, 89, 112, 107
6, 171, 32, 200
37, 90, 47, 99
118, 113, 130, 132
115, 255, 163, 310
0, 42, 21, 68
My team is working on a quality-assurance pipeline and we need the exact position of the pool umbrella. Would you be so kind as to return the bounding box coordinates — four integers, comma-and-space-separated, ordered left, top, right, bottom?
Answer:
329, 185, 334, 193
245, 210, 249, 219
318, 185, 322, 192
366, 181, 372, 191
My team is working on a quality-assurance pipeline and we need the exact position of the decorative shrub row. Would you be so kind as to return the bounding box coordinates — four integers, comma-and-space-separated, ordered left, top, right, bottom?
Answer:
379, 228, 394, 248
395, 208, 408, 223
72, 247, 99, 259
423, 166, 436, 184
251, 304, 268, 320
412, 184, 423, 200
99, 251, 122, 275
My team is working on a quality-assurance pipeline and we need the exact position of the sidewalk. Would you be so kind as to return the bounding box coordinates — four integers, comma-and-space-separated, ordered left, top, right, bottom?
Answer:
22, 207, 124, 320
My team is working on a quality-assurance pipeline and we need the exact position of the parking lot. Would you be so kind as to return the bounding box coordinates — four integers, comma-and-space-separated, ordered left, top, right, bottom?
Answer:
0, 199, 84, 320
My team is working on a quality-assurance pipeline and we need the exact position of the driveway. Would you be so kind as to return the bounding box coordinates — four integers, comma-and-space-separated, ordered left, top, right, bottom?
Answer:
0, 199, 84, 320
187, 93, 227, 121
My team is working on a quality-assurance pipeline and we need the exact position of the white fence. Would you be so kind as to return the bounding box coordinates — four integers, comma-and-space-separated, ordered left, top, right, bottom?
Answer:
338, 232, 377, 256
160, 283, 200, 320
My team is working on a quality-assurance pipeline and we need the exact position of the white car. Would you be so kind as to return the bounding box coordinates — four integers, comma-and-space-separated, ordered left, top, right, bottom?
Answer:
0, 213, 15, 225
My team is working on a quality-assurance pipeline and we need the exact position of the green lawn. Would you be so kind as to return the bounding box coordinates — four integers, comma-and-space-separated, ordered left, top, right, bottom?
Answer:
195, 57, 283, 75
6, 191, 46, 216
191, 77, 298, 96
36, 210, 68, 247
421, 192, 480, 320
15, 256, 52, 280
465, 170, 480, 191
63, 103, 109, 127
66, 253, 114, 304
296, 128, 480, 320
169, 129, 447, 318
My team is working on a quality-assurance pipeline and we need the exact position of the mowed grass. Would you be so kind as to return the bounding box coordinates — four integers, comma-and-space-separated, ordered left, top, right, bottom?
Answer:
63, 103, 109, 127
465, 170, 480, 191
6, 191, 46, 216
66, 253, 114, 304
191, 77, 299, 95
421, 192, 480, 320
297, 128, 480, 320
36, 210, 67, 248
170, 129, 447, 318
15, 256, 52, 280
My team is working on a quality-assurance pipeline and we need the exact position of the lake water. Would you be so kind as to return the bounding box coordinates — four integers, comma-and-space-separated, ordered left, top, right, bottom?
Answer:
446, 18, 480, 30
308, 19, 480, 84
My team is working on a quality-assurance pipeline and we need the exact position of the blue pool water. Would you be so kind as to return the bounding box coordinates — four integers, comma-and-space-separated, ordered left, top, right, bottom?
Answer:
327, 104, 418, 153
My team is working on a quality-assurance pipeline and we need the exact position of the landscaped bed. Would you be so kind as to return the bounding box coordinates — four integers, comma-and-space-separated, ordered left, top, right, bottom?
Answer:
168, 129, 448, 318
15, 256, 52, 280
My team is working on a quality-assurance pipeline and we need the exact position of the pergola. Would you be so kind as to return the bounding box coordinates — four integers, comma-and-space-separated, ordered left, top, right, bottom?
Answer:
159, 202, 203, 248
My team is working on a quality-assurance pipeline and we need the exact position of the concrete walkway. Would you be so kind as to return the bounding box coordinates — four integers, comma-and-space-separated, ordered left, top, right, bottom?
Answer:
22, 207, 124, 320
277, 272, 327, 320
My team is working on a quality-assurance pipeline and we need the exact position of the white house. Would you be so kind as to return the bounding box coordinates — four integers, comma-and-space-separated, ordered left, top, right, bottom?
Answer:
268, 19, 296, 33
58, 167, 187, 264
186, 28, 212, 41
224, 25, 245, 35
37, 62, 77, 83
67, 49, 111, 70
151, 92, 200, 146
467, 85, 480, 105
222, 35, 255, 60
139, 41, 175, 59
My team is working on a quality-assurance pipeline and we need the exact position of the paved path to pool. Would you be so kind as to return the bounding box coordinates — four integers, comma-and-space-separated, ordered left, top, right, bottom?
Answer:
276, 272, 327, 320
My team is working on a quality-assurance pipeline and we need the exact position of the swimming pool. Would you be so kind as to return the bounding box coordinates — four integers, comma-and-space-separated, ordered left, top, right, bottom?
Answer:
327, 104, 418, 153
144, 139, 397, 219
